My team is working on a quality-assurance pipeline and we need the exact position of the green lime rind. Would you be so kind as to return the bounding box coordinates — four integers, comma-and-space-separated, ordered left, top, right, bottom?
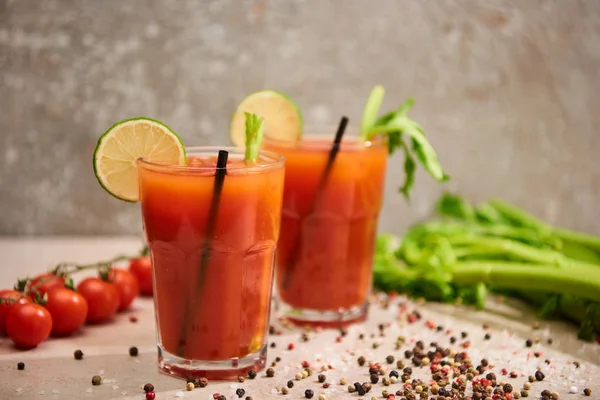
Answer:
93, 117, 186, 203
229, 89, 303, 148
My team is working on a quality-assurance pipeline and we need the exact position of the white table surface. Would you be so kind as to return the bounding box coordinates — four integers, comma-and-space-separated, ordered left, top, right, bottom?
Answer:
0, 237, 599, 400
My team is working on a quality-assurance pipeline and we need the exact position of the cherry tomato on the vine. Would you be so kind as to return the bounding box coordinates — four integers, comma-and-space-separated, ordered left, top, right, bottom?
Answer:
45, 287, 88, 336
77, 277, 119, 324
0, 289, 31, 335
6, 302, 52, 349
26, 273, 66, 298
128, 256, 153, 296
108, 268, 139, 311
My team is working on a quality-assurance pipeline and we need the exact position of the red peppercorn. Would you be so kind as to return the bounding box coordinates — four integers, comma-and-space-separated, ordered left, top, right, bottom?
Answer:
129, 315, 138, 323
335, 336, 342, 343
387, 395, 396, 400
505, 393, 513, 400
288, 343, 295, 350
213, 394, 221, 399
146, 392, 156, 400
501, 368, 508, 375
301, 361, 310, 368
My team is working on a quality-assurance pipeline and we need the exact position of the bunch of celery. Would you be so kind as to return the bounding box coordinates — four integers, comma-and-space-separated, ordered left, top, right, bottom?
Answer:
373, 192, 600, 341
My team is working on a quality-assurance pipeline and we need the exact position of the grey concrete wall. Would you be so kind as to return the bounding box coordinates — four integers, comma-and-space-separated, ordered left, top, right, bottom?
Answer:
1, 0, 599, 236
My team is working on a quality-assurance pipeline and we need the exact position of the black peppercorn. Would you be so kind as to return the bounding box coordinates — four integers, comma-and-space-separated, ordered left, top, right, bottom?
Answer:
304, 389, 314, 398
357, 355, 366, 366
92, 375, 102, 386
318, 374, 326, 383
74, 349, 84, 360
17, 362, 25, 370
287, 380, 294, 388
236, 388, 245, 398
525, 339, 533, 347
198, 377, 208, 387
386, 355, 394, 364
389, 370, 399, 378
370, 374, 379, 383
143, 383, 154, 392
248, 369, 257, 379
129, 346, 138, 356
535, 370, 545, 381
484, 333, 491, 340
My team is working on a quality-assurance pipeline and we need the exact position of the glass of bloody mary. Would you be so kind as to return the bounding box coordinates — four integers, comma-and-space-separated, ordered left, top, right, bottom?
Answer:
137, 146, 285, 379
264, 131, 388, 327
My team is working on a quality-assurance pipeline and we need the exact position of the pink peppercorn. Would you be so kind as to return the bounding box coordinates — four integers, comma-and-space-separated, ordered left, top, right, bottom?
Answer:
301, 361, 310, 368
288, 343, 295, 350
146, 392, 156, 400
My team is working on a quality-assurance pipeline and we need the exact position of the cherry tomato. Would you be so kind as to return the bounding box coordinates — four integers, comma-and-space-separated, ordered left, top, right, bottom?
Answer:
0, 289, 31, 335
26, 273, 65, 298
6, 302, 52, 349
77, 277, 119, 324
45, 287, 88, 336
129, 256, 153, 296
108, 268, 139, 311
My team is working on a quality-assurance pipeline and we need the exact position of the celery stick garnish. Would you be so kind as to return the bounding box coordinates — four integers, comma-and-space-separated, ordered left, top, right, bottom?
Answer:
244, 112, 265, 164
360, 85, 450, 199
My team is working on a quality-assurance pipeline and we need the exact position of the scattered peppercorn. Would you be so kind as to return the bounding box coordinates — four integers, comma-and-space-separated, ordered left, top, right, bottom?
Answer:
236, 388, 246, 398
523, 382, 531, 390
521, 389, 529, 397
305, 389, 314, 398
357, 356, 366, 366
461, 331, 468, 338
281, 387, 289, 395
389, 370, 399, 378
270, 342, 276, 348
534, 370, 545, 381
386, 355, 394, 364
186, 382, 194, 391
266, 368, 275, 377
484, 333, 491, 340
404, 350, 413, 358
237, 376, 245, 383
143, 383, 154, 393
528, 375, 535, 382
573, 361, 580, 368
318, 374, 326, 383
92, 375, 102, 385
199, 377, 209, 387
503, 384, 513, 393
370, 374, 379, 384
347, 385, 355, 393
248, 369, 257, 379
525, 339, 533, 347
129, 346, 138, 356
450, 336, 457, 344
246, 397, 253, 400
583, 388, 591, 396
17, 362, 24, 370
74, 349, 84, 360
287, 380, 294, 388
146, 392, 156, 400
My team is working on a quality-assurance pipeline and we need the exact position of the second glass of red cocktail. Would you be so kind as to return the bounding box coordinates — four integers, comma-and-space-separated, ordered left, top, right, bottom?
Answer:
264, 131, 388, 327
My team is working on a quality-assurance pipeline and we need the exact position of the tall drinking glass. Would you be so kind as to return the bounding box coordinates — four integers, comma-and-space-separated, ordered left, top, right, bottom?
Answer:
138, 147, 285, 379
264, 132, 388, 327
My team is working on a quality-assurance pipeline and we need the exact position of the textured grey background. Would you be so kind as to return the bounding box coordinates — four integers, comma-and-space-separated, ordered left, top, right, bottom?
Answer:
0, 0, 599, 236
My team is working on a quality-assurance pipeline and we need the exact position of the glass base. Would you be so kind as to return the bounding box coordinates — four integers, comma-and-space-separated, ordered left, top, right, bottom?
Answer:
157, 344, 267, 380
280, 300, 369, 328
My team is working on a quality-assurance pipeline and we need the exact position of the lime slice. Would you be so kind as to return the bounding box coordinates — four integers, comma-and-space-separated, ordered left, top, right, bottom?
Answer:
93, 117, 186, 202
229, 90, 303, 147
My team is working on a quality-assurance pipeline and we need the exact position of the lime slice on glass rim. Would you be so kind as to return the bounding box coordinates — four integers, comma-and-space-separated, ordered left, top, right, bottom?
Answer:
93, 117, 186, 202
229, 89, 303, 147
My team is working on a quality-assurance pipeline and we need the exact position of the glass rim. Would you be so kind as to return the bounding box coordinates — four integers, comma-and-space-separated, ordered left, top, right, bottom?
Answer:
263, 132, 387, 150
137, 146, 285, 173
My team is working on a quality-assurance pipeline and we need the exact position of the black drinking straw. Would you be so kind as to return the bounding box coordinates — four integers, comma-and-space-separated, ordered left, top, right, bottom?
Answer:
282, 116, 349, 289
177, 149, 229, 357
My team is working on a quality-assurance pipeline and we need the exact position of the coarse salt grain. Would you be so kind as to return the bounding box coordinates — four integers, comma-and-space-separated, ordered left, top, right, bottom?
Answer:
52, 390, 59, 394
570, 386, 578, 393
229, 384, 238, 389
112, 385, 119, 390
175, 391, 184, 397
85, 388, 93, 393
15, 388, 23, 393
